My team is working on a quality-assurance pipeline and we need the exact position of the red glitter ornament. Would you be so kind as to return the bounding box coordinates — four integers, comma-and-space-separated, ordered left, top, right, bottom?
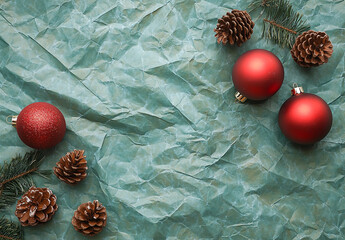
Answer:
11, 102, 66, 149
232, 49, 284, 102
278, 84, 332, 144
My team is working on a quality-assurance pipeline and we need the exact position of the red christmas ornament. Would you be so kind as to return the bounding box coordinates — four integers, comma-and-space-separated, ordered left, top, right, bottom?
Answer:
278, 84, 332, 144
11, 102, 66, 149
232, 49, 284, 102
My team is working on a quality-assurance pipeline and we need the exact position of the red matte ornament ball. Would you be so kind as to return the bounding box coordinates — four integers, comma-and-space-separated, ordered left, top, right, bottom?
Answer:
232, 49, 284, 102
14, 102, 66, 149
278, 86, 332, 144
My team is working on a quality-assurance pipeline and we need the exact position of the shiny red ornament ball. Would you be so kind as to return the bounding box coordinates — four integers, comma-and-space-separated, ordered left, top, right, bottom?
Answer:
232, 49, 284, 102
15, 102, 66, 149
278, 85, 332, 144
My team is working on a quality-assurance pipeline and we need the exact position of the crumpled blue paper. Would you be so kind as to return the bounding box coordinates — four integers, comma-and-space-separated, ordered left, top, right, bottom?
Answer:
0, 0, 344, 239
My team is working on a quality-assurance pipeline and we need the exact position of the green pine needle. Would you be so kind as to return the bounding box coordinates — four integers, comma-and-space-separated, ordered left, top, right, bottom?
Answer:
248, 0, 277, 13
0, 151, 50, 209
0, 217, 22, 240
248, 0, 310, 48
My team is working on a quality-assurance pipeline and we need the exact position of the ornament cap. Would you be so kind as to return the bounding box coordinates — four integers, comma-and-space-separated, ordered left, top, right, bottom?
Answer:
7, 115, 18, 128
291, 83, 304, 96
235, 91, 247, 103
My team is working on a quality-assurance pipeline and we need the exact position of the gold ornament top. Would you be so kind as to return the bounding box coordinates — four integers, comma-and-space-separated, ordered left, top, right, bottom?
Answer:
6, 115, 18, 128
11, 115, 18, 128
235, 91, 247, 103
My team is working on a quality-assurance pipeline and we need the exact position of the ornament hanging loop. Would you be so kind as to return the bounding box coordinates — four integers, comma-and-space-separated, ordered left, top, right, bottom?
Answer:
291, 83, 304, 96
6, 115, 18, 128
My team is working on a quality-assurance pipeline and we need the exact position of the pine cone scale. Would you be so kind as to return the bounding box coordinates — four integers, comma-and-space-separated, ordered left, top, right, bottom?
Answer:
28, 218, 36, 225
46, 205, 54, 214
37, 203, 46, 211
36, 211, 45, 220
81, 222, 89, 229
21, 212, 30, 222
76, 212, 87, 221
29, 206, 37, 217
89, 220, 98, 227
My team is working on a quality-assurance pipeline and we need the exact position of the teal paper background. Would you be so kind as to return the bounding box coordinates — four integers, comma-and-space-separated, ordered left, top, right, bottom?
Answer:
0, 0, 344, 239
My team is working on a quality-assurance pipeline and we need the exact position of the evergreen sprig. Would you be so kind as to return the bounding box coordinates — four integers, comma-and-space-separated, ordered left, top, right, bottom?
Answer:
0, 217, 22, 240
0, 151, 50, 209
248, 0, 275, 14
248, 0, 310, 48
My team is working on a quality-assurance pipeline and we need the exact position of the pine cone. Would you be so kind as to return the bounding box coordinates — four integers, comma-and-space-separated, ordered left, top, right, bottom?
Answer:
72, 200, 107, 236
15, 186, 58, 226
214, 10, 255, 47
53, 150, 88, 184
291, 30, 333, 67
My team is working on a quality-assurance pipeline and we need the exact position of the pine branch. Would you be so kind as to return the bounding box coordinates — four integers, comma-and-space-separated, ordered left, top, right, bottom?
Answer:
248, 0, 310, 48
248, 0, 278, 13
263, 19, 297, 34
0, 217, 22, 240
0, 151, 50, 209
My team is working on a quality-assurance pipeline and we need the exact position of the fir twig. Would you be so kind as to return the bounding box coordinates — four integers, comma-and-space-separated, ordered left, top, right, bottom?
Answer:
248, 0, 310, 48
0, 151, 50, 209
248, 0, 278, 13
0, 217, 22, 240
263, 19, 297, 34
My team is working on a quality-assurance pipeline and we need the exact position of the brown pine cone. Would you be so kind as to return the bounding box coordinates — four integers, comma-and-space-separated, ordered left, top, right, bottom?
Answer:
53, 150, 88, 184
72, 200, 107, 236
214, 10, 255, 47
291, 30, 333, 67
15, 186, 58, 226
